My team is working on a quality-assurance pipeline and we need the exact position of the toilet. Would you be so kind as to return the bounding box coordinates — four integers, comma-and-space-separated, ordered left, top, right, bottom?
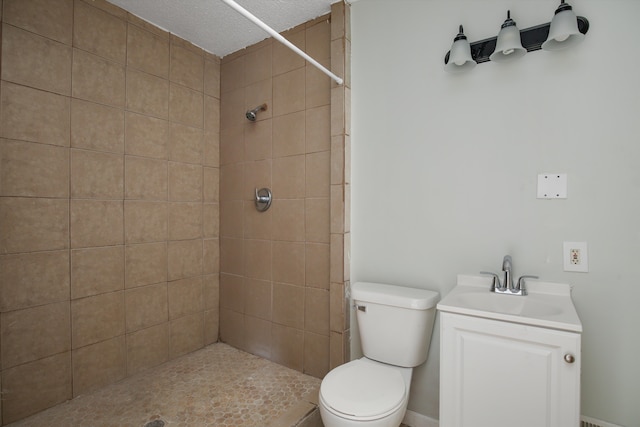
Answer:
319, 282, 439, 427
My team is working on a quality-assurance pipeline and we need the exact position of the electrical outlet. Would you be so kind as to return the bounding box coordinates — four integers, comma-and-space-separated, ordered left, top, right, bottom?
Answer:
563, 242, 588, 272
570, 248, 581, 265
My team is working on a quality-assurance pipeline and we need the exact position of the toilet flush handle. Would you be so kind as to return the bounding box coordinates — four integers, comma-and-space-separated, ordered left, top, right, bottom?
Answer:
354, 304, 366, 312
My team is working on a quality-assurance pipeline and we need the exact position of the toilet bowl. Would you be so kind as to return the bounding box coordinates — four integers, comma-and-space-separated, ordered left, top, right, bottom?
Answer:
319, 358, 411, 427
318, 282, 439, 427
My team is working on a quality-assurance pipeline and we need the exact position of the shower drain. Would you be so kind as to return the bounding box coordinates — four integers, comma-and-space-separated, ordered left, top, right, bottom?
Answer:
144, 420, 165, 427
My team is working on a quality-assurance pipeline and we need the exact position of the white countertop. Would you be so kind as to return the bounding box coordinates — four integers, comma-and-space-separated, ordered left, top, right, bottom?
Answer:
437, 275, 582, 333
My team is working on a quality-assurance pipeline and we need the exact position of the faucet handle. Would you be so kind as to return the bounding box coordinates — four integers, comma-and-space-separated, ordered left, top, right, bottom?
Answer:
480, 271, 502, 291
516, 275, 539, 291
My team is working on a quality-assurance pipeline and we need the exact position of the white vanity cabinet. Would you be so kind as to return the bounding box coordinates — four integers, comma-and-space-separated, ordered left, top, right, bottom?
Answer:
437, 275, 582, 427
439, 313, 581, 427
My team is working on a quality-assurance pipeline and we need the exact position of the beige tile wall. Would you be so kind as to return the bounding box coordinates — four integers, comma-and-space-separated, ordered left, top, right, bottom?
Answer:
219, 2, 350, 380
0, 0, 220, 424
329, 0, 351, 373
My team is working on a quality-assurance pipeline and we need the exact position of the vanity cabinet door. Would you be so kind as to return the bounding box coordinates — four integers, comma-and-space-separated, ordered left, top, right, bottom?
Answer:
439, 312, 581, 427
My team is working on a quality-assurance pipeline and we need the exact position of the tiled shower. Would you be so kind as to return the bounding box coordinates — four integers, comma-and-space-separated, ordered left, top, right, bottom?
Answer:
218, 6, 351, 379
0, 0, 350, 425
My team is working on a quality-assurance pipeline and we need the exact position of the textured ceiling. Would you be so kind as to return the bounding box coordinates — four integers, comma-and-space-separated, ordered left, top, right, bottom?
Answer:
107, 0, 342, 57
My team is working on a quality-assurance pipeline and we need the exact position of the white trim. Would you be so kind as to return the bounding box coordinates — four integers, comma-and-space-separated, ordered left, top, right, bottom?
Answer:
402, 410, 439, 427
400, 412, 624, 427
220, 0, 344, 85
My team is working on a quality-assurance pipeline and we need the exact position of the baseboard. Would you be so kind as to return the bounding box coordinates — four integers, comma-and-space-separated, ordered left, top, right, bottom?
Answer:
401, 412, 623, 427
402, 410, 439, 427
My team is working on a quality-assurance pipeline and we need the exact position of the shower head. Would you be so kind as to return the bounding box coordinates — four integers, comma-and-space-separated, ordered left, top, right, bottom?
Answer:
246, 104, 267, 121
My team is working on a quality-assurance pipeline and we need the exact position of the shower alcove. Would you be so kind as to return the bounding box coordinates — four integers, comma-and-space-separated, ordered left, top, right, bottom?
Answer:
218, 1, 351, 380
0, 0, 350, 424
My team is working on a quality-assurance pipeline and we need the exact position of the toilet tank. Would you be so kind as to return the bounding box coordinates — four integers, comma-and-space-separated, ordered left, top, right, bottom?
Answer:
352, 282, 439, 367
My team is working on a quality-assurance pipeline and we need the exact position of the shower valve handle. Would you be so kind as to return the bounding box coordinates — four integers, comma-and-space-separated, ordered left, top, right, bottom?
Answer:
255, 189, 269, 203
254, 188, 272, 212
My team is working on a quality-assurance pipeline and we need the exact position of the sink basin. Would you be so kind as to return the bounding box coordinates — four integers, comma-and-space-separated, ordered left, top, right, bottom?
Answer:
456, 292, 563, 317
437, 275, 582, 332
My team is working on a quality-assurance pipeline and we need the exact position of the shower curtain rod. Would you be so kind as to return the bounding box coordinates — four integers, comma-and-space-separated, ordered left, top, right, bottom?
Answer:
220, 0, 344, 85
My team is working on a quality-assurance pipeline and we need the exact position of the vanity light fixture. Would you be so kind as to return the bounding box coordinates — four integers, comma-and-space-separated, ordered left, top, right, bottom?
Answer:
444, 1, 589, 73
489, 11, 526, 62
542, 0, 585, 51
444, 25, 476, 73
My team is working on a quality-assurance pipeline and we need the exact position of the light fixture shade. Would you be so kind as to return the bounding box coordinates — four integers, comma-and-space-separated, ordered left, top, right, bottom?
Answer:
445, 25, 476, 73
542, 1, 584, 51
489, 11, 526, 62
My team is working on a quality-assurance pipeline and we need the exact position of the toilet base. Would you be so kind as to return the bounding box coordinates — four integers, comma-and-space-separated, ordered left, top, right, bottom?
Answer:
319, 358, 412, 427
319, 398, 407, 427
319, 392, 407, 427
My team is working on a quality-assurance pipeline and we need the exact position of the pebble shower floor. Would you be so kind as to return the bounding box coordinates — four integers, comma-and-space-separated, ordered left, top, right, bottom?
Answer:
6, 343, 320, 427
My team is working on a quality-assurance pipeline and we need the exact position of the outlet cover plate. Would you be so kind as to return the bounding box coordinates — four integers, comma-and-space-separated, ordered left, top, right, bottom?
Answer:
563, 241, 588, 272
537, 173, 567, 199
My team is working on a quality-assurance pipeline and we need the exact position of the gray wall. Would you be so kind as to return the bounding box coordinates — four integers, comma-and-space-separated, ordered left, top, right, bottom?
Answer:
350, 1, 640, 425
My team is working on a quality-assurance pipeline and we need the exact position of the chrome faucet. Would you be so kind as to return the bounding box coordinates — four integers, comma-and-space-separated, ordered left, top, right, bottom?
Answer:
502, 255, 513, 292
480, 255, 538, 296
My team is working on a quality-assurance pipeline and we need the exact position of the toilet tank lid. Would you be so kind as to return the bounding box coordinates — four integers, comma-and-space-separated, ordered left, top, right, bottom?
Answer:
352, 282, 439, 310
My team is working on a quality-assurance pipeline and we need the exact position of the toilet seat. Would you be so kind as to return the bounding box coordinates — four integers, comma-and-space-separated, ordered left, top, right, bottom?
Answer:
320, 359, 407, 421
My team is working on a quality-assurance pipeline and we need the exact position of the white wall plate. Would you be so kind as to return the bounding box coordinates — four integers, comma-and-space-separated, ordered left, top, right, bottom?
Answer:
537, 173, 567, 199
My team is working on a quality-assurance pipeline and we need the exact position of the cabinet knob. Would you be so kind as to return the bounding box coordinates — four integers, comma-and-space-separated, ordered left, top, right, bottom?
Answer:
564, 353, 575, 364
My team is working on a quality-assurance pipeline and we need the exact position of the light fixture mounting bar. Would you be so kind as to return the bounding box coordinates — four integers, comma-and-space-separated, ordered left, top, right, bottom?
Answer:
444, 16, 589, 65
